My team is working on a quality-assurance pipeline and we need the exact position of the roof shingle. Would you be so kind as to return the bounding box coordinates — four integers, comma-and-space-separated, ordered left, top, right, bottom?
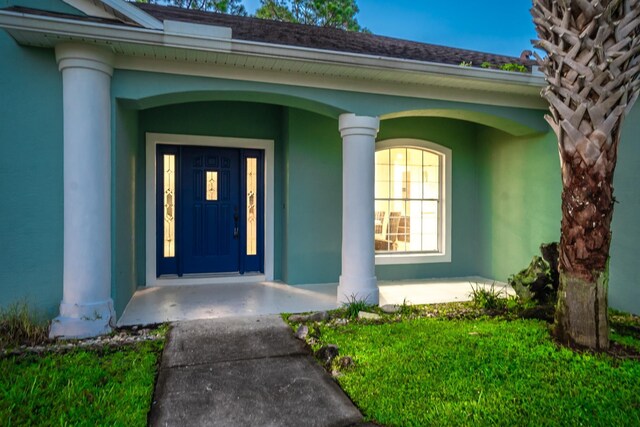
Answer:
135, 3, 528, 69
2, 2, 531, 69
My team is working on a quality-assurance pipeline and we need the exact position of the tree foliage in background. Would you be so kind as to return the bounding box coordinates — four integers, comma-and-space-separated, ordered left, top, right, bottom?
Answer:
136, 0, 247, 15
255, 0, 366, 31
531, 0, 640, 349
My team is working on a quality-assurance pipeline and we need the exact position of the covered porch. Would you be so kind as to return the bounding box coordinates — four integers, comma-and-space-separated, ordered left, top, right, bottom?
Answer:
45, 41, 549, 338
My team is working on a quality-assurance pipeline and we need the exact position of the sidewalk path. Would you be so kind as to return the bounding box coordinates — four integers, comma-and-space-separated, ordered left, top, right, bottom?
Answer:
149, 315, 363, 427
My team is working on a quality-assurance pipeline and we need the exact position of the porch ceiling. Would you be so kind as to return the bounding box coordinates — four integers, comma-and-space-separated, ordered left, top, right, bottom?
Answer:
0, 8, 547, 110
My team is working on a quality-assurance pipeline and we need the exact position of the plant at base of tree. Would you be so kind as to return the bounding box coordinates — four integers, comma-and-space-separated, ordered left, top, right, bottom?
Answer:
136, 0, 247, 15
509, 242, 560, 304
531, 0, 640, 350
255, 0, 367, 31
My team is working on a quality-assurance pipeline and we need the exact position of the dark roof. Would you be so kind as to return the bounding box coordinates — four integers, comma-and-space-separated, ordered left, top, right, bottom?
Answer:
3, 3, 530, 69
135, 3, 527, 68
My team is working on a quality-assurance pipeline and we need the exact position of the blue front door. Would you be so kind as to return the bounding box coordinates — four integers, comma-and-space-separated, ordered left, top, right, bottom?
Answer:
156, 145, 263, 277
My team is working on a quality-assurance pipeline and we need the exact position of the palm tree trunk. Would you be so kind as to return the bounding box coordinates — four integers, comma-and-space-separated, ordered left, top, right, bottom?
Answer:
555, 156, 613, 349
532, 0, 640, 349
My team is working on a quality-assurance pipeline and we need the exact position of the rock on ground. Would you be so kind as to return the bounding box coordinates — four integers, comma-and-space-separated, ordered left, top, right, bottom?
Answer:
358, 311, 382, 320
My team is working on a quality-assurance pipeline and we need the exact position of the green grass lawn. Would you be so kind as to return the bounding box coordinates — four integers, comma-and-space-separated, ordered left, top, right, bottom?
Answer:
0, 339, 164, 427
316, 317, 640, 427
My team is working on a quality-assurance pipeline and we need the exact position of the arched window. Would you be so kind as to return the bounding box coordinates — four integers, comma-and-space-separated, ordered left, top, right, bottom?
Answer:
375, 139, 451, 264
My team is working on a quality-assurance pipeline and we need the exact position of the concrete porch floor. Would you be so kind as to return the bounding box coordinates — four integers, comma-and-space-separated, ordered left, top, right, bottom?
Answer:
117, 276, 513, 326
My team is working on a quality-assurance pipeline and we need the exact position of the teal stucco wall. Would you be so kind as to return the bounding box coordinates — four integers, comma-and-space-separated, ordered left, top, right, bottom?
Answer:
474, 111, 640, 315
112, 103, 141, 316
476, 127, 562, 282
282, 109, 342, 284
0, 34, 63, 317
610, 106, 640, 314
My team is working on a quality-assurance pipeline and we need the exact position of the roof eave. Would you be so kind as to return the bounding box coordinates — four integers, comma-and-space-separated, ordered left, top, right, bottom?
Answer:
0, 9, 546, 108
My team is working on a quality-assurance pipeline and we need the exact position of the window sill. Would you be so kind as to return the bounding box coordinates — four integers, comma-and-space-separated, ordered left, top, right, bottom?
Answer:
375, 252, 451, 265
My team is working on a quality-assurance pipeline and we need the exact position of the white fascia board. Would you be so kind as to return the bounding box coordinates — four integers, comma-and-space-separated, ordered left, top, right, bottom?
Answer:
62, 0, 163, 29
0, 11, 232, 52
231, 39, 546, 89
0, 9, 545, 93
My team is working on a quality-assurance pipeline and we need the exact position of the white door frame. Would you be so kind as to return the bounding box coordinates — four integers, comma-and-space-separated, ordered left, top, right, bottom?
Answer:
145, 132, 275, 286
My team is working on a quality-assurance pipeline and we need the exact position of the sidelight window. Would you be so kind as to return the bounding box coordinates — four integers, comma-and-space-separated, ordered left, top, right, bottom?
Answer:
163, 154, 176, 258
246, 157, 258, 256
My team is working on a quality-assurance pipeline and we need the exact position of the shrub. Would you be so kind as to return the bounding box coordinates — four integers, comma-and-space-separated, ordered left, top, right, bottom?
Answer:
343, 295, 374, 319
469, 282, 507, 310
0, 302, 50, 348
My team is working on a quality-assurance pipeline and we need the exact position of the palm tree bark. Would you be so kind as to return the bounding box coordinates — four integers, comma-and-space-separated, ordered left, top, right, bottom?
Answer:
531, 0, 640, 349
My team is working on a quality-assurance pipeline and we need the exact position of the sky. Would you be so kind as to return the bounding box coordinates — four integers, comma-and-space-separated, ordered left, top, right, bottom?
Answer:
242, 0, 538, 58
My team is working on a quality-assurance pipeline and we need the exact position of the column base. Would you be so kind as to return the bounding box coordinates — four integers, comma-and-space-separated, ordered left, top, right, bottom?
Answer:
49, 299, 115, 339
337, 275, 379, 305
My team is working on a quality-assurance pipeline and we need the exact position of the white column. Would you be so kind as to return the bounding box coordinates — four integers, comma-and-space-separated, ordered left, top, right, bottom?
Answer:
50, 44, 115, 339
338, 113, 380, 305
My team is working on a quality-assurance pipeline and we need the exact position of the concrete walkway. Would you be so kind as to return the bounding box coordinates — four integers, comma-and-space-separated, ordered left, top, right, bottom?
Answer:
149, 315, 363, 427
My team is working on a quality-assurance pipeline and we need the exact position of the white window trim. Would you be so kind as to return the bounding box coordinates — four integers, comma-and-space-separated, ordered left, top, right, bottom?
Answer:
145, 133, 275, 286
374, 138, 452, 265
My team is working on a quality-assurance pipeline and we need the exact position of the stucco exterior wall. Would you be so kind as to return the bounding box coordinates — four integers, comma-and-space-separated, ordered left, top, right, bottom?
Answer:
476, 127, 562, 282
610, 106, 640, 314
0, 34, 63, 317
475, 112, 640, 315
112, 103, 141, 315
282, 109, 342, 284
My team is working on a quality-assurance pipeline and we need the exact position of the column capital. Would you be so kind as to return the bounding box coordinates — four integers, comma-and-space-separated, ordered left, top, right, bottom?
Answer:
338, 113, 379, 138
55, 43, 114, 77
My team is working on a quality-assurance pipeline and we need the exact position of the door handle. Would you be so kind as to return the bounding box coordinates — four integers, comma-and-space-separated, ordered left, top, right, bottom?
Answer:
233, 211, 239, 239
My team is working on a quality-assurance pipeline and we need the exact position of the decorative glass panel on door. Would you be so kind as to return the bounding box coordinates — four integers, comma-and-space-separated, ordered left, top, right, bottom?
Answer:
246, 157, 258, 256
206, 171, 218, 201
163, 154, 176, 258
